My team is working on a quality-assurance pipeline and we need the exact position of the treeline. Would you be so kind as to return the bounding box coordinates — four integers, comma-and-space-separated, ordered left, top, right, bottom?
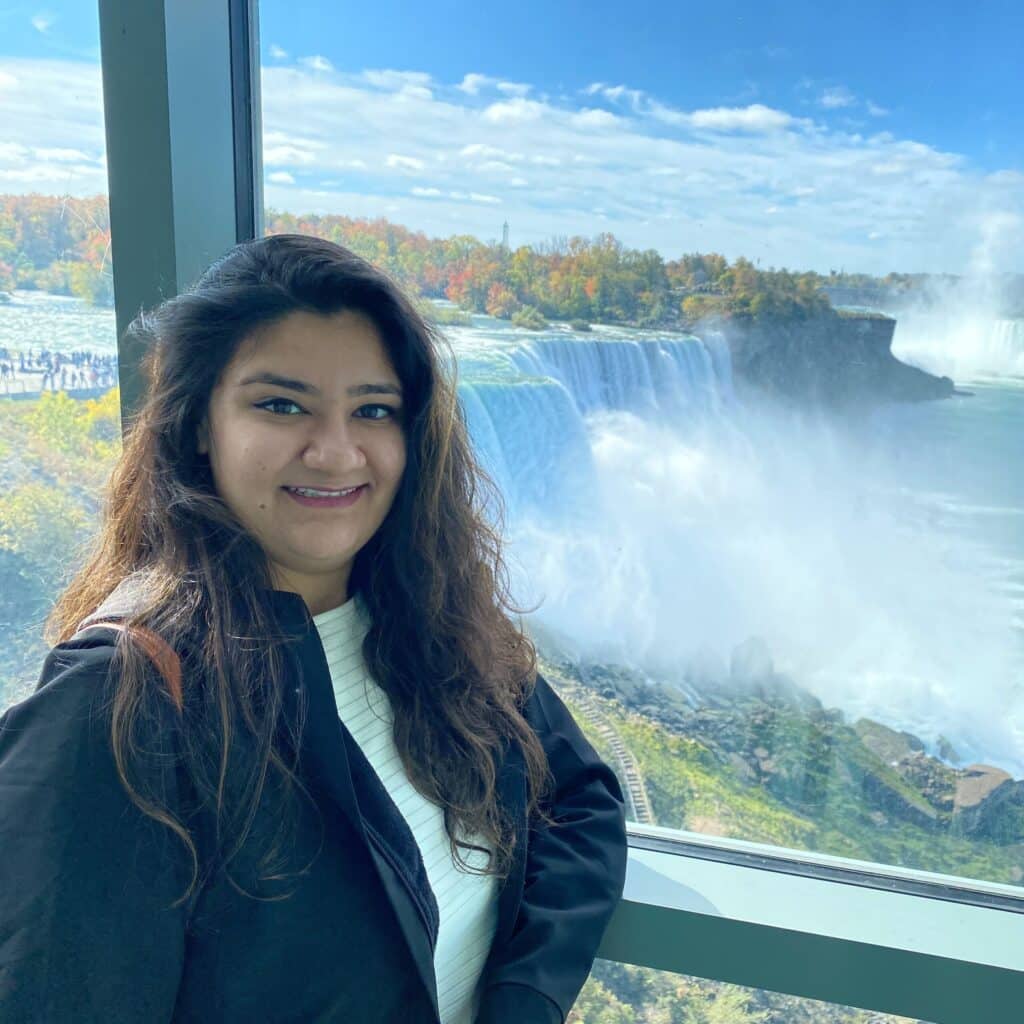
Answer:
0, 194, 112, 306
266, 209, 836, 327
1, 192, 944, 326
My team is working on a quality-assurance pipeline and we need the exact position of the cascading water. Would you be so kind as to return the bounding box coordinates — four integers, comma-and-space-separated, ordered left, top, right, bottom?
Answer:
893, 313, 1024, 381
447, 315, 1024, 777
453, 324, 732, 522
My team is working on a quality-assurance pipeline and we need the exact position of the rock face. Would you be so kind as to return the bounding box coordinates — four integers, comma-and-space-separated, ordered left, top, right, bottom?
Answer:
551, 652, 1023, 850
855, 717, 926, 764
721, 312, 955, 408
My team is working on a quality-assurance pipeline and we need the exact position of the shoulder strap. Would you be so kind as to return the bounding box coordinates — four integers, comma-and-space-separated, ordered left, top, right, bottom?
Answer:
85, 620, 184, 713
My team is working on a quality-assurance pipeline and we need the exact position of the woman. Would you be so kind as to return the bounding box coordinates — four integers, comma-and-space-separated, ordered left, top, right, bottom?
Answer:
0, 235, 628, 1023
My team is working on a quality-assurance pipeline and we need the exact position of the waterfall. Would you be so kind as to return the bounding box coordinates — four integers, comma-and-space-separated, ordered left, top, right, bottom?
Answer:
893, 315, 1024, 381
446, 317, 1024, 776
451, 326, 734, 516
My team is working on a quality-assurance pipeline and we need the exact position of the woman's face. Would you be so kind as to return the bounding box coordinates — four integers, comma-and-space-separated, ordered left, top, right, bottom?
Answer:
198, 308, 407, 614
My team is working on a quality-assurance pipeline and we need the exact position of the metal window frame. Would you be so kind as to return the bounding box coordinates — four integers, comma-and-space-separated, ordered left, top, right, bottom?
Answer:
603, 826, 1024, 1023
98, 0, 262, 422
98, 3, 1024, 1021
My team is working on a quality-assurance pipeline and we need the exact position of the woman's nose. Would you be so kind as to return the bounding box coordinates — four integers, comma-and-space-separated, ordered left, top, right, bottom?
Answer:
301, 419, 368, 471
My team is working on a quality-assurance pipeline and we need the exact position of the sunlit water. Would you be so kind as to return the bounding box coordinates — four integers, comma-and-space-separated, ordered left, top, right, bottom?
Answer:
0, 290, 115, 356
3, 293, 1022, 776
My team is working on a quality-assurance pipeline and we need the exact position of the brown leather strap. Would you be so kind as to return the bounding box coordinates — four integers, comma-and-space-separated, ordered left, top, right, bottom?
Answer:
86, 620, 184, 713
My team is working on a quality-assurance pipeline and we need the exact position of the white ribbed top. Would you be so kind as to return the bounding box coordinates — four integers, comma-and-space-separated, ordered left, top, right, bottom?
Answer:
312, 597, 499, 1024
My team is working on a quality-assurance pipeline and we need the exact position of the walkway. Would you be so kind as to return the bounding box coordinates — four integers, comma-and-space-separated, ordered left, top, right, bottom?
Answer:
546, 671, 656, 825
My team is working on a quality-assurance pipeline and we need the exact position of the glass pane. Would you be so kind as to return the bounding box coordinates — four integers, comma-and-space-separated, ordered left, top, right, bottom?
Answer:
572, 960, 933, 1024
0, 7, 120, 709
257, 3, 1024, 887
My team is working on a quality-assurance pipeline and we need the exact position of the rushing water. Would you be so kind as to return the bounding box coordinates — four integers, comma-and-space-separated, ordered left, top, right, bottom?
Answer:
3, 292, 1023, 775
447, 313, 1024, 777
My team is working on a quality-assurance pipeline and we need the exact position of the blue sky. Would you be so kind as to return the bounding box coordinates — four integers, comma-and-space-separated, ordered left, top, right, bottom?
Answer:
1, 0, 1022, 273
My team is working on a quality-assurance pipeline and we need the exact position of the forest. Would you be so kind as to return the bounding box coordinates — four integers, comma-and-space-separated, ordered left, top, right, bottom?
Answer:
1, 193, 937, 328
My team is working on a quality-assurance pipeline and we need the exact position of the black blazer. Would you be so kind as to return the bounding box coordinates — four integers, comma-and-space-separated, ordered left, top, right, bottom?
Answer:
0, 588, 628, 1023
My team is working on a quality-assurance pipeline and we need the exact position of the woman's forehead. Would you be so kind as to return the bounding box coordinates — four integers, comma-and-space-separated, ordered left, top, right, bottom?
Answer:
228, 309, 397, 377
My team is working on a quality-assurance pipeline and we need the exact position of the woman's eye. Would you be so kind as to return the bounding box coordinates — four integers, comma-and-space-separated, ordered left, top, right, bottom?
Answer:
256, 397, 305, 416
255, 399, 399, 420
356, 404, 398, 420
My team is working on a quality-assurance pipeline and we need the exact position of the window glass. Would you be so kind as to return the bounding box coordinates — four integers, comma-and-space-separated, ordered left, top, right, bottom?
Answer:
575, 960, 933, 1024
258, 2, 1024, 889
0, 5, 119, 709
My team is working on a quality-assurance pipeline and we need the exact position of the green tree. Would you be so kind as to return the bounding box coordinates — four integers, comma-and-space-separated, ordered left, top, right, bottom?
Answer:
567, 977, 637, 1024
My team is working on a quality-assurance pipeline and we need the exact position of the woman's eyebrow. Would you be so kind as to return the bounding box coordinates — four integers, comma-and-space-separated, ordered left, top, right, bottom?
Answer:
237, 372, 403, 398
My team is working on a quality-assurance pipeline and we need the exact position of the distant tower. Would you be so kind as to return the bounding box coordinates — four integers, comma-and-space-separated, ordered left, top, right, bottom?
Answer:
501, 220, 510, 250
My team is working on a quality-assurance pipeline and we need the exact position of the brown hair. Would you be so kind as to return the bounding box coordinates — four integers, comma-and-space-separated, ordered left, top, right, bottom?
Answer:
46, 234, 555, 906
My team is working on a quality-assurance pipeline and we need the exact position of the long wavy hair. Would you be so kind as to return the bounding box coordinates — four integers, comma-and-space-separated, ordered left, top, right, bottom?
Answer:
46, 233, 555, 907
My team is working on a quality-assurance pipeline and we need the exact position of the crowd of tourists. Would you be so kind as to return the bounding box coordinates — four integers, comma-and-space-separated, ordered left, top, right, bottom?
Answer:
0, 347, 118, 394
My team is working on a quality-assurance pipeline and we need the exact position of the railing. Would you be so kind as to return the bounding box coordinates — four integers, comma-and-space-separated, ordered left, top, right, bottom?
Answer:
602, 826, 1024, 1022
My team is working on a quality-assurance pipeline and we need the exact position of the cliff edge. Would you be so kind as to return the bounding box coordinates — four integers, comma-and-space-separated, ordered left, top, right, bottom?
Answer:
718, 312, 956, 408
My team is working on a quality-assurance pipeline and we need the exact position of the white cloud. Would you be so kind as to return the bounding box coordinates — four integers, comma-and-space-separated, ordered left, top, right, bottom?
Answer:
820, 86, 857, 109
482, 99, 546, 124
867, 101, 890, 117
386, 154, 425, 172
585, 83, 646, 110
264, 145, 318, 166
458, 73, 490, 94
645, 100, 688, 127
986, 169, 1024, 187
689, 104, 795, 132
31, 12, 54, 33
572, 108, 620, 129
34, 147, 91, 162
269, 45, 289, 60
2, 52, 1009, 276
300, 55, 334, 73
454, 73, 529, 98
461, 144, 508, 160
268, 171, 296, 184
496, 81, 531, 97
0, 58, 107, 193
363, 69, 433, 96
0, 143, 30, 162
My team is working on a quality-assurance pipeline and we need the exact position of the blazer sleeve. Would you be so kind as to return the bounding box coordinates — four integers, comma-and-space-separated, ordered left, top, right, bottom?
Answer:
0, 636, 190, 1022
476, 674, 629, 1024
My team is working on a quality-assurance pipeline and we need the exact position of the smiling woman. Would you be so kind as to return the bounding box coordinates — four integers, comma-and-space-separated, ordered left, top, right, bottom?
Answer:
0, 232, 627, 1024
197, 308, 408, 613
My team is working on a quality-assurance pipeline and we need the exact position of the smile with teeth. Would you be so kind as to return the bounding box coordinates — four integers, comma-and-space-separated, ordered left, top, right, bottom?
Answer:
285, 485, 364, 497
